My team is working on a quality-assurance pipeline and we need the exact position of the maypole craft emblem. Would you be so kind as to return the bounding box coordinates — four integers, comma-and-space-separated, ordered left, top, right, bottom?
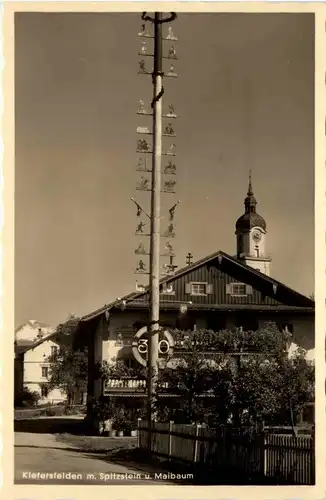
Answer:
132, 326, 175, 367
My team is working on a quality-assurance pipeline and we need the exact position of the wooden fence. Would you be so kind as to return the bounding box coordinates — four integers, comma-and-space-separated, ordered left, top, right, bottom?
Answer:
137, 420, 315, 485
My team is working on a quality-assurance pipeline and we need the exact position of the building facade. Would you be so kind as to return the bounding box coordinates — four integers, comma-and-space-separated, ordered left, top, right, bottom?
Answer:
15, 319, 54, 344
78, 178, 314, 405
14, 333, 66, 405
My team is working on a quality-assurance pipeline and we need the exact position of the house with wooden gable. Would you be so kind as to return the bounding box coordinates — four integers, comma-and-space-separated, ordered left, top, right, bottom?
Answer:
77, 177, 314, 406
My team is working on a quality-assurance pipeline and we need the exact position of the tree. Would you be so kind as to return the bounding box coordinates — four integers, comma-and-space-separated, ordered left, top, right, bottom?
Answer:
157, 329, 217, 423
47, 314, 88, 405
94, 323, 314, 431
274, 346, 314, 431
153, 324, 314, 429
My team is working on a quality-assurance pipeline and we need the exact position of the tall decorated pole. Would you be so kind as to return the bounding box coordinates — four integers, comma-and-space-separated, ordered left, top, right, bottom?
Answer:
148, 12, 162, 428
134, 12, 179, 443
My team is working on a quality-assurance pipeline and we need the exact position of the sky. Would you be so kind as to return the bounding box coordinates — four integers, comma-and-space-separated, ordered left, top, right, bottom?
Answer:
15, 12, 314, 328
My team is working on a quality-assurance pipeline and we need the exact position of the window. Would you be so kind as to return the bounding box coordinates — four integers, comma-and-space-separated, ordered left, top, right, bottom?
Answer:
51, 346, 58, 356
230, 283, 247, 296
41, 366, 49, 378
41, 385, 49, 398
185, 282, 213, 296
191, 283, 206, 295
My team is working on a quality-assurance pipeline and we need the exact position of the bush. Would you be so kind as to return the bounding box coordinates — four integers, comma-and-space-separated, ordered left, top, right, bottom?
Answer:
15, 387, 41, 408
45, 406, 66, 416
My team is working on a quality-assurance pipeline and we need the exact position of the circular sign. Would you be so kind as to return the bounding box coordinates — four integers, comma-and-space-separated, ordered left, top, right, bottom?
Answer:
132, 326, 175, 367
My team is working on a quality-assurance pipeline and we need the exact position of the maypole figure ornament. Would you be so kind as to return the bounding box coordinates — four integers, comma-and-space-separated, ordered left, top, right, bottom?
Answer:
140, 41, 148, 55
167, 143, 176, 156
163, 256, 178, 274
135, 242, 147, 255
138, 176, 150, 190
167, 64, 177, 77
136, 260, 147, 273
167, 104, 176, 117
137, 139, 150, 152
138, 24, 150, 37
137, 126, 151, 134
136, 281, 146, 292
138, 100, 146, 114
165, 241, 174, 254
132, 326, 175, 367
164, 160, 176, 175
164, 180, 176, 193
136, 221, 146, 234
166, 26, 177, 40
136, 157, 150, 172
138, 60, 146, 73
169, 201, 180, 221
164, 123, 175, 136
164, 223, 176, 238
168, 46, 177, 59
136, 157, 144, 169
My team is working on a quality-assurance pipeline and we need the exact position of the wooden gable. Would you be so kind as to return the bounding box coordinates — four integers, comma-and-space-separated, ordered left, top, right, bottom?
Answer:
128, 252, 313, 309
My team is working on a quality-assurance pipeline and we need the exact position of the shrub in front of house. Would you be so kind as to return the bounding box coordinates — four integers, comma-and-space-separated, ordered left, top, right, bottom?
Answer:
14, 387, 41, 408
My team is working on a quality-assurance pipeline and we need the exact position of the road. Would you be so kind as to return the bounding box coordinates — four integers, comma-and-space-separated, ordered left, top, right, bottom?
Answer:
15, 432, 177, 485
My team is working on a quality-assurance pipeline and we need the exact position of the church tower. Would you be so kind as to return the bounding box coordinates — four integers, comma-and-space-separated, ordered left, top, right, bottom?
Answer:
235, 173, 271, 276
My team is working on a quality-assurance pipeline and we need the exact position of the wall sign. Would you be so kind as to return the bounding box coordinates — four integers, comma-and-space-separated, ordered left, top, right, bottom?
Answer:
132, 326, 175, 367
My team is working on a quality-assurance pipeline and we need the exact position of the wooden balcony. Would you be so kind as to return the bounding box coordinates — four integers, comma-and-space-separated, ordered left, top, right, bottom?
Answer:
103, 378, 169, 395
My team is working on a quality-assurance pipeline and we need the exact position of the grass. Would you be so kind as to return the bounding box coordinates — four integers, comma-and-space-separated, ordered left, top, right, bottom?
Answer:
55, 433, 137, 453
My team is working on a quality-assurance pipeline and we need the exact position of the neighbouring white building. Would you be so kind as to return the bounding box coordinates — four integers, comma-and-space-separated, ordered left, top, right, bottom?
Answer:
15, 319, 54, 343
14, 321, 66, 405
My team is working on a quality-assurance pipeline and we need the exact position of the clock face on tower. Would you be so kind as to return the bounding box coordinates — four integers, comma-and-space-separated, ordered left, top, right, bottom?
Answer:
252, 231, 262, 243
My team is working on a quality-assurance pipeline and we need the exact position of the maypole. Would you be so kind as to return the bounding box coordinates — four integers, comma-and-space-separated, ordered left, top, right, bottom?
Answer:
133, 12, 179, 444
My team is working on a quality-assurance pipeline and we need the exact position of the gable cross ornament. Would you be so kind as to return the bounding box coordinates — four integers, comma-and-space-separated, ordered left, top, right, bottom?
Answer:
186, 253, 193, 265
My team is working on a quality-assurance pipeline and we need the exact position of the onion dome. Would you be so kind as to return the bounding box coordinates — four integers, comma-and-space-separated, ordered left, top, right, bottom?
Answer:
236, 172, 266, 231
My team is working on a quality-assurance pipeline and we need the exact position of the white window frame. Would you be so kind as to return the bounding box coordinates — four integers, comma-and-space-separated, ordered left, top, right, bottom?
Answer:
230, 283, 247, 297
190, 282, 208, 296
41, 366, 49, 378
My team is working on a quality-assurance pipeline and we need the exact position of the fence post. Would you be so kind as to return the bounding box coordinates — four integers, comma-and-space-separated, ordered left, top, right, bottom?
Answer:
168, 421, 173, 461
193, 424, 201, 464
310, 424, 315, 485
259, 421, 266, 479
137, 418, 141, 448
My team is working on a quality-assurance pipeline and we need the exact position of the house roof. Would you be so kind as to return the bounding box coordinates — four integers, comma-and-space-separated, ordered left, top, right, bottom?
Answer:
14, 332, 57, 357
80, 250, 314, 323
15, 320, 52, 334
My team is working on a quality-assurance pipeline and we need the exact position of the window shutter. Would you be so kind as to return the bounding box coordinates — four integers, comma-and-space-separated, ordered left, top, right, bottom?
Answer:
226, 284, 232, 295
246, 285, 253, 294
206, 284, 213, 295
185, 283, 191, 294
